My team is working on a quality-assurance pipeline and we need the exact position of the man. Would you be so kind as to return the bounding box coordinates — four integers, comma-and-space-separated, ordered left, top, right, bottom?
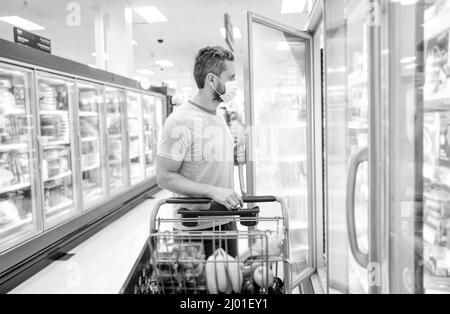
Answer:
156, 46, 243, 258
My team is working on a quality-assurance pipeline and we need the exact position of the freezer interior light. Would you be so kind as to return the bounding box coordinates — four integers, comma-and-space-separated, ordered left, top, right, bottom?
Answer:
219, 27, 242, 39
281, 0, 307, 14
0, 16, 45, 30
133, 6, 168, 23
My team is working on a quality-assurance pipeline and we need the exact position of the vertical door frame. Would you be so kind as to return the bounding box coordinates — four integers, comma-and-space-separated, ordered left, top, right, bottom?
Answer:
242, 11, 317, 286
306, 0, 327, 294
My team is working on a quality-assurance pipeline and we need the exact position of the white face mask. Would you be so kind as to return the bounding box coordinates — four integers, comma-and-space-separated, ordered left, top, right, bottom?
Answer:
211, 74, 238, 104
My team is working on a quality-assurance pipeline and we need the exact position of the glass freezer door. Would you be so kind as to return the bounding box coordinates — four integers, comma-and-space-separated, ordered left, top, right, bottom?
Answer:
36, 71, 78, 229
324, 0, 371, 294
388, 0, 450, 294
105, 86, 127, 195
0, 63, 40, 253
76, 80, 106, 208
127, 91, 144, 185
243, 12, 314, 287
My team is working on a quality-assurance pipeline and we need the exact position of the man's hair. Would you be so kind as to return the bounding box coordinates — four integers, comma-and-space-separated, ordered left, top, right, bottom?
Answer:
194, 46, 234, 89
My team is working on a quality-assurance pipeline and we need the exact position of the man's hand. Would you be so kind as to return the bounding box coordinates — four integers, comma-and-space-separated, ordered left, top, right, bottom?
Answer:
208, 187, 244, 210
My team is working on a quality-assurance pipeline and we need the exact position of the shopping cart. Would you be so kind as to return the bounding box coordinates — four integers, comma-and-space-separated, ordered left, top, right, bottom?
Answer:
145, 195, 292, 295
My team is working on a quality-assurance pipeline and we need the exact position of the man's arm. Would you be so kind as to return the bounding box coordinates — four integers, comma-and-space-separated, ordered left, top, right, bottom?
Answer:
156, 156, 243, 210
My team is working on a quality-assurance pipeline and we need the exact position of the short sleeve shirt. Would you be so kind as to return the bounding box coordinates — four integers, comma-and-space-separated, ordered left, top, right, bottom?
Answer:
157, 101, 235, 230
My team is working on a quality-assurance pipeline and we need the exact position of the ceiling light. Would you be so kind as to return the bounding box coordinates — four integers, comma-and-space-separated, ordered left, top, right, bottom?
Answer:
137, 69, 154, 76
133, 6, 168, 23
155, 60, 174, 67
132, 40, 138, 45
281, 0, 307, 14
0, 16, 45, 31
219, 27, 242, 39
88, 64, 98, 69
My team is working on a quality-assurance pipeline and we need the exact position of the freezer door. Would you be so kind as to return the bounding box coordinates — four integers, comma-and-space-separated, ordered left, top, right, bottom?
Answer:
324, 0, 372, 294
0, 63, 40, 253
105, 86, 127, 195
243, 12, 314, 287
388, 0, 450, 294
76, 80, 106, 209
35, 71, 79, 230
127, 91, 144, 186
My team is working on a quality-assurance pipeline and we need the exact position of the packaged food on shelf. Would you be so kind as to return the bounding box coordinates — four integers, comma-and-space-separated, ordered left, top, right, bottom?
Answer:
424, 30, 450, 96
40, 115, 70, 143
79, 90, 99, 112
0, 150, 30, 188
79, 118, 99, 138
0, 199, 20, 228
440, 113, 450, 167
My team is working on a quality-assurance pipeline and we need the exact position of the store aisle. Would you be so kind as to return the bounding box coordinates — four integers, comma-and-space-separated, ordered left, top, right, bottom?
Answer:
9, 190, 172, 294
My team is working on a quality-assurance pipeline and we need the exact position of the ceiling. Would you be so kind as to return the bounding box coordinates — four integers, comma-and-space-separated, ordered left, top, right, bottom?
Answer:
0, 0, 309, 95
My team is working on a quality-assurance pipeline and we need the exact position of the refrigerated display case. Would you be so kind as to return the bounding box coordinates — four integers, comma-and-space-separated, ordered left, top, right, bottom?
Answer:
77, 80, 106, 208
0, 38, 166, 286
36, 72, 78, 229
127, 91, 144, 186
322, 0, 450, 294
105, 86, 127, 195
0, 64, 39, 253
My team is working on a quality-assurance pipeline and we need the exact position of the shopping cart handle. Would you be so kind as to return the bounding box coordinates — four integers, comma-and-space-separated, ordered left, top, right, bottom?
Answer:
178, 206, 260, 228
165, 196, 277, 205
177, 208, 260, 217
243, 196, 277, 203
166, 198, 212, 205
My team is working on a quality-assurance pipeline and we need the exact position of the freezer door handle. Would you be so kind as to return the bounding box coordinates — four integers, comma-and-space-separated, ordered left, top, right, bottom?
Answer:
346, 147, 369, 268
238, 164, 247, 196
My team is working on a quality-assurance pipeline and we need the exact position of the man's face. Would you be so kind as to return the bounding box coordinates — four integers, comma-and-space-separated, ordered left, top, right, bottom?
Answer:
212, 60, 236, 102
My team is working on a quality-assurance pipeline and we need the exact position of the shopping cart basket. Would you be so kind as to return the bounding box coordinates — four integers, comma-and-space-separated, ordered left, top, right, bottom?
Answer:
145, 195, 292, 295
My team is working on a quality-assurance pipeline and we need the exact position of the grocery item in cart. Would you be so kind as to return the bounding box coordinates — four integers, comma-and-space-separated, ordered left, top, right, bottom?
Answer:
205, 248, 243, 294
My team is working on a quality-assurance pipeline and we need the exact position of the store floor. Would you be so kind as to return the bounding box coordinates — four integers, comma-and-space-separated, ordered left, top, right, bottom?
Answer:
9, 190, 172, 294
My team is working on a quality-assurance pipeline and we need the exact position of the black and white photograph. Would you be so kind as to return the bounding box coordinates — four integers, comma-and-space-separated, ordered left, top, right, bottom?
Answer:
0, 0, 450, 300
